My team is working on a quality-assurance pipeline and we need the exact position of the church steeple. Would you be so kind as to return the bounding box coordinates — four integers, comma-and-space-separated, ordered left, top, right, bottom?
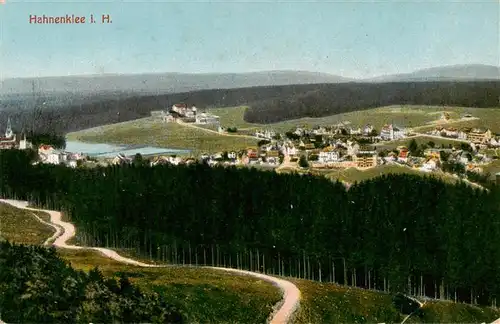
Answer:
5, 117, 13, 138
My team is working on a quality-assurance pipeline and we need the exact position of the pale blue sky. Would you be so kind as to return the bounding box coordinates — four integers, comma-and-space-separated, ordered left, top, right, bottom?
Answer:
0, 0, 498, 79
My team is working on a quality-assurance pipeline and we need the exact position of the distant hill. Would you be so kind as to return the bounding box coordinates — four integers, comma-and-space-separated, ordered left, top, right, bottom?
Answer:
244, 81, 500, 123
367, 64, 500, 82
0, 71, 352, 96
1, 81, 498, 135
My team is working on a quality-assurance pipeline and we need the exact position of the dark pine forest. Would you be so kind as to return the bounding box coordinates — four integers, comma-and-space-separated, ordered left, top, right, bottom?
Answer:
1, 149, 500, 307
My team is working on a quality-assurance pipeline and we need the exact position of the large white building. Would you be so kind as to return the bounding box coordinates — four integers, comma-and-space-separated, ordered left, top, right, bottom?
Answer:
380, 124, 406, 141
38, 144, 68, 165
318, 151, 340, 163
195, 112, 220, 125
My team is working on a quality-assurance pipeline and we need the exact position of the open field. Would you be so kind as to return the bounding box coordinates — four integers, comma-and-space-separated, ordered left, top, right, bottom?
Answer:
57, 249, 281, 324
210, 105, 444, 132
291, 279, 402, 323
209, 105, 500, 133
407, 300, 500, 323
412, 107, 500, 134
0, 203, 55, 245
67, 117, 259, 155
375, 135, 466, 151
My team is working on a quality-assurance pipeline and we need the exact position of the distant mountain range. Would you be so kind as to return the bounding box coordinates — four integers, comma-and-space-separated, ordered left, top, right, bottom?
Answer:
0, 71, 351, 97
366, 64, 500, 82
1, 64, 498, 96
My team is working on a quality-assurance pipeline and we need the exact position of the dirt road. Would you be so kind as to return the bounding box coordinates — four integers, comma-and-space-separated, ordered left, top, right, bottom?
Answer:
275, 154, 298, 173
0, 199, 301, 324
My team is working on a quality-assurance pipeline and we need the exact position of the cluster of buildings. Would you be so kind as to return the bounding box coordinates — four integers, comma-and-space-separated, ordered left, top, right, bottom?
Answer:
151, 104, 221, 127
0, 117, 85, 167
283, 123, 409, 142
0, 118, 32, 150
36, 144, 84, 167
427, 126, 498, 147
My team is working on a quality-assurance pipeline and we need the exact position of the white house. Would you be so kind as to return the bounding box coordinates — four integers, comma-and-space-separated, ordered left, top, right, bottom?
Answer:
349, 127, 362, 135
318, 151, 340, 163
380, 124, 406, 141
284, 146, 298, 156
347, 142, 360, 156
363, 124, 374, 136
420, 158, 439, 172
18, 134, 32, 150
490, 137, 500, 147
227, 151, 237, 160
163, 113, 176, 123
41, 150, 66, 165
312, 127, 327, 135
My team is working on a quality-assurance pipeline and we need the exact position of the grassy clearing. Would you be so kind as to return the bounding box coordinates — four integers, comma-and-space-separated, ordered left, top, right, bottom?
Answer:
58, 249, 281, 324
207, 106, 259, 129
406, 300, 500, 323
209, 105, 499, 133
0, 203, 55, 245
375, 135, 465, 151
67, 117, 258, 155
293, 278, 500, 324
414, 107, 500, 133
291, 279, 402, 323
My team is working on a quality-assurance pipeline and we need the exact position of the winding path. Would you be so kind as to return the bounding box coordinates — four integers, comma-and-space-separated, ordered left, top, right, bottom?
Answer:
0, 199, 301, 324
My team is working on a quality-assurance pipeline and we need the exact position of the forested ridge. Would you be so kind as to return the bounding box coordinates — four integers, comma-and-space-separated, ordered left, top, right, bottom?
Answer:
1, 81, 498, 134
1, 149, 500, 308
244, 81, 500, 123
0, 241, 183, 323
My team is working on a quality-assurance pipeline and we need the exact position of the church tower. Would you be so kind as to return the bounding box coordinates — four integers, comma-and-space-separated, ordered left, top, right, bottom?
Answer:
5, 117, 13, 138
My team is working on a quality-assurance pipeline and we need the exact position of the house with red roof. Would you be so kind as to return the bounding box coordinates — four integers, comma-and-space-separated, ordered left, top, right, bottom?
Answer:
398, 148, 409, 162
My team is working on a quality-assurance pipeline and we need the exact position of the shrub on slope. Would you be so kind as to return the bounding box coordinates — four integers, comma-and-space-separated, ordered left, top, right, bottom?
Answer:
0, 241, 183, 323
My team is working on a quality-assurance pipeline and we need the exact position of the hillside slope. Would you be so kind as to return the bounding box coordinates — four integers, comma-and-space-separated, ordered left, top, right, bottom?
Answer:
3, 81, 499, 134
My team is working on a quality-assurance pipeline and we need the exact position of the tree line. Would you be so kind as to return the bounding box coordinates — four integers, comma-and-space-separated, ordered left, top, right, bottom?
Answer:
1, 149, 499, 307
0, 240, 183, 323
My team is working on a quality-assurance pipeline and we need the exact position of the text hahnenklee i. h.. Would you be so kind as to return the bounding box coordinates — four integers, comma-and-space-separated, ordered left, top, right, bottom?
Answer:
29, 14, 112, 24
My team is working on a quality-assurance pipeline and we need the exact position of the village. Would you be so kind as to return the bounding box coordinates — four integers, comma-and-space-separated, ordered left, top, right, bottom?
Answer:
1, 107, 500, 186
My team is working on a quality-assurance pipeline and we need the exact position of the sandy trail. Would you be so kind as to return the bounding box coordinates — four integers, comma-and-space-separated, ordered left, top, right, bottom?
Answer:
0, 199, 301, 324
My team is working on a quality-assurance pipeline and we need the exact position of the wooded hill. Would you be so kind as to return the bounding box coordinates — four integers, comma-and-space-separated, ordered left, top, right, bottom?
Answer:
2, 81, 498, 134
0, 241, 183, 323
1, 149, 499, 308
244, 81, 500, 123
